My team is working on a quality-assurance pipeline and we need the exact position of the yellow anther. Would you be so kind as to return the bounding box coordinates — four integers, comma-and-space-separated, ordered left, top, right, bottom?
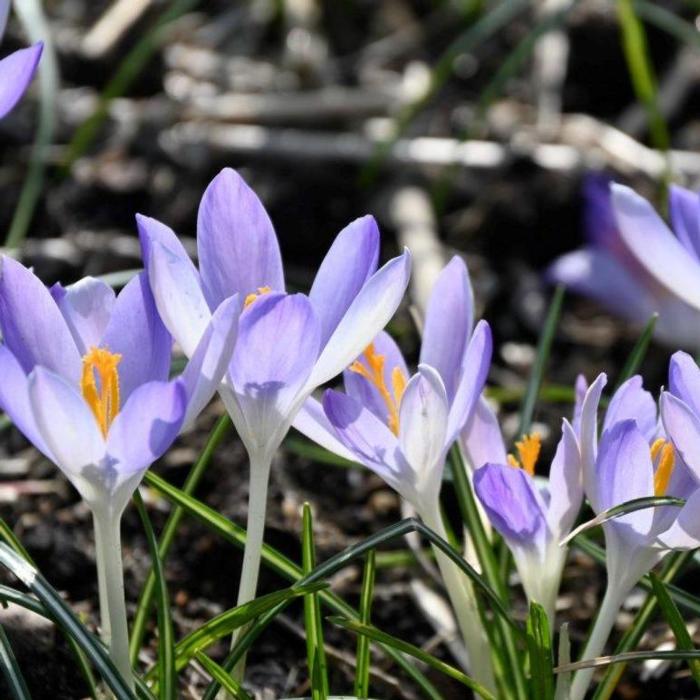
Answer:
349, 343, 407, 436
81, 347, 122, 437
650, 437, 666, 462
507, 433, 541, 476
653, 441, 675, 497
244, 286, 272, 308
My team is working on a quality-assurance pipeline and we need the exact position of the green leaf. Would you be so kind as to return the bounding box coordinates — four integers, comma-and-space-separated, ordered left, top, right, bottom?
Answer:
554, 623, 572, 700
328, 617, 496, 700
194, 652, 252, 700
354, 551, 376, 699
526, 603, 554, 700
518, 285, 565, 436
0, 542, 138, 700
143, 470, 443, 700
613, 314, 658, 390
0, 623, 30, 700
302, 504, 329, 700
133, 491, 176, 700
130, 414, 232, 663
557, 648, 700, 674
649, 572, 700, 688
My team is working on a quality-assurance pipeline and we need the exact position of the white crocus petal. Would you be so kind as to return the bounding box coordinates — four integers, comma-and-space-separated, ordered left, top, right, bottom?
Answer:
305, 249, 411, 390
546, 419, 582, 539
579, 372, 607, 511
148, 239, 212, 358
656, 490, 700, 550
398, 364, 449, 504
28, 366, 106, 505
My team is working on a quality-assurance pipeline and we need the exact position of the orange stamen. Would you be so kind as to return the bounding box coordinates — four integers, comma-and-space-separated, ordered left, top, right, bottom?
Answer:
653, 441, 675, 497
507, 433, 541, 476
244, 286, 272, 308
80, 347, 122, 437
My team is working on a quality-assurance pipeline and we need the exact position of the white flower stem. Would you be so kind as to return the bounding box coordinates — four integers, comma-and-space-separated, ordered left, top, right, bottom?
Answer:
92, 508, 134, 692
422, 505, 496, 693
569, 581, 628, 700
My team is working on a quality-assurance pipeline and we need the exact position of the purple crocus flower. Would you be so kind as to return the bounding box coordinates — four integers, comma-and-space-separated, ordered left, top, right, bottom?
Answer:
294, 257, 496, 689
471, 417, 580, 624
0, 1, 43, 119
548, 175, 700, 349
570, 371, 700, 700
137, 167, 411, 636
0, 258, 239, 687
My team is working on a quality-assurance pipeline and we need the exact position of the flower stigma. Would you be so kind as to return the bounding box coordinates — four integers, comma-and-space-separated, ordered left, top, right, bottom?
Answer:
349, 343, 407, 435
81, 347, 122, 437
650, 437, 675, 497
507, 433, 541, 476
244, 286, 272, 308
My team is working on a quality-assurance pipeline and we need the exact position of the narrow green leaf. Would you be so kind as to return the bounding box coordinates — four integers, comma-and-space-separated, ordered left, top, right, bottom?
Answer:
194, 652, 252, 700
554, 623, 572, 700
634, 1, 700, 47
649, 572, 700, 687
557, 648, 700, 674
133, 491, 176, 700
518, 285, 565, 436
0, 623, 30, 700
302, 504, 329, 700
526, 603, 554, 700
354, 551, 376, 699
0, 543, 137, 700
329, 617, 496, 700
613, 313, 658, 390
130, 414, 232, 663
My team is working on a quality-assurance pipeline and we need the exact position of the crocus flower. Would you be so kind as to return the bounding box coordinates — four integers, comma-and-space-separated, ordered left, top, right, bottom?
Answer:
570, 371, 700, 700
0, 258, 239, 687
137, 168, 411, 625
294, 257, 496, 689
472, 417, 580, 624
548, 175, 700, 349
0, 0, 43, 119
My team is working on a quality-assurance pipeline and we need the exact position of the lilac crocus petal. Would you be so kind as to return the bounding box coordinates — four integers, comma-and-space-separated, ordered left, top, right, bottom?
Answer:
446, 320, 492, 443
474, 464, 548, 544
660, 392, 700, 482
101, 273, 171, 403
51, 277, 116, 355
604, 375, 657, 441
0, 256, 81, 382
307, 249, 411, 389
596, 420, 654, 536
229, 293, 320, 448
656, 489, 700, 550
179, 295, 240, 431
148, 239, 212, 358
546, 419, 582, 537
461, 396, 507, 470
582, 173, 618, 250
28, 367, 105, 484
197, 168, 284, 308
419, 256, 474, 401
323, 389, 407, 497
0, 346, 48, 457
309, 215, 379, 346
137, 213, 199, 278
612, 184, 700, 310
668, 351, 700, 417
292, 396, 360, 463
669, 185, 700, 261
579, 372, 607, 509
343, 330, 408, 425
572, 374, 588, 437
106, 380, 187, 477
398, 365, 449, 495
0, 43, 42, 119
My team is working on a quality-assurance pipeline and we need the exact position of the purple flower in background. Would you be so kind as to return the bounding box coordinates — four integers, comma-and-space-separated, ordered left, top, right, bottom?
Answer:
0, 258, 239, 514
548, 175, 700, 349
0, 0, 42, 119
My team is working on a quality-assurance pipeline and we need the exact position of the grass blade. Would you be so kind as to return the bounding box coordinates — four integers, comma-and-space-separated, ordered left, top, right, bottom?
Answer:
354, 550, 376, 699
329, 617, 496, 700
526, 603, 554, 700
130, 414, 232, 663
649, 572, 700, 687
302, 503, 329, 700
557, 648, 700, 673
0, 623, 30, 700
518, 285, 565, 436
133, 491, 176, 700
194, 652, 252, 700
613, 313, 658, 390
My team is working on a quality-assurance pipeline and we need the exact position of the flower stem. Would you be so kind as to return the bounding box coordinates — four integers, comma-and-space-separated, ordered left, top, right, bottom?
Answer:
92, 508, 134, 692
569, 581, 628, 700
422, 505, 497, 693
